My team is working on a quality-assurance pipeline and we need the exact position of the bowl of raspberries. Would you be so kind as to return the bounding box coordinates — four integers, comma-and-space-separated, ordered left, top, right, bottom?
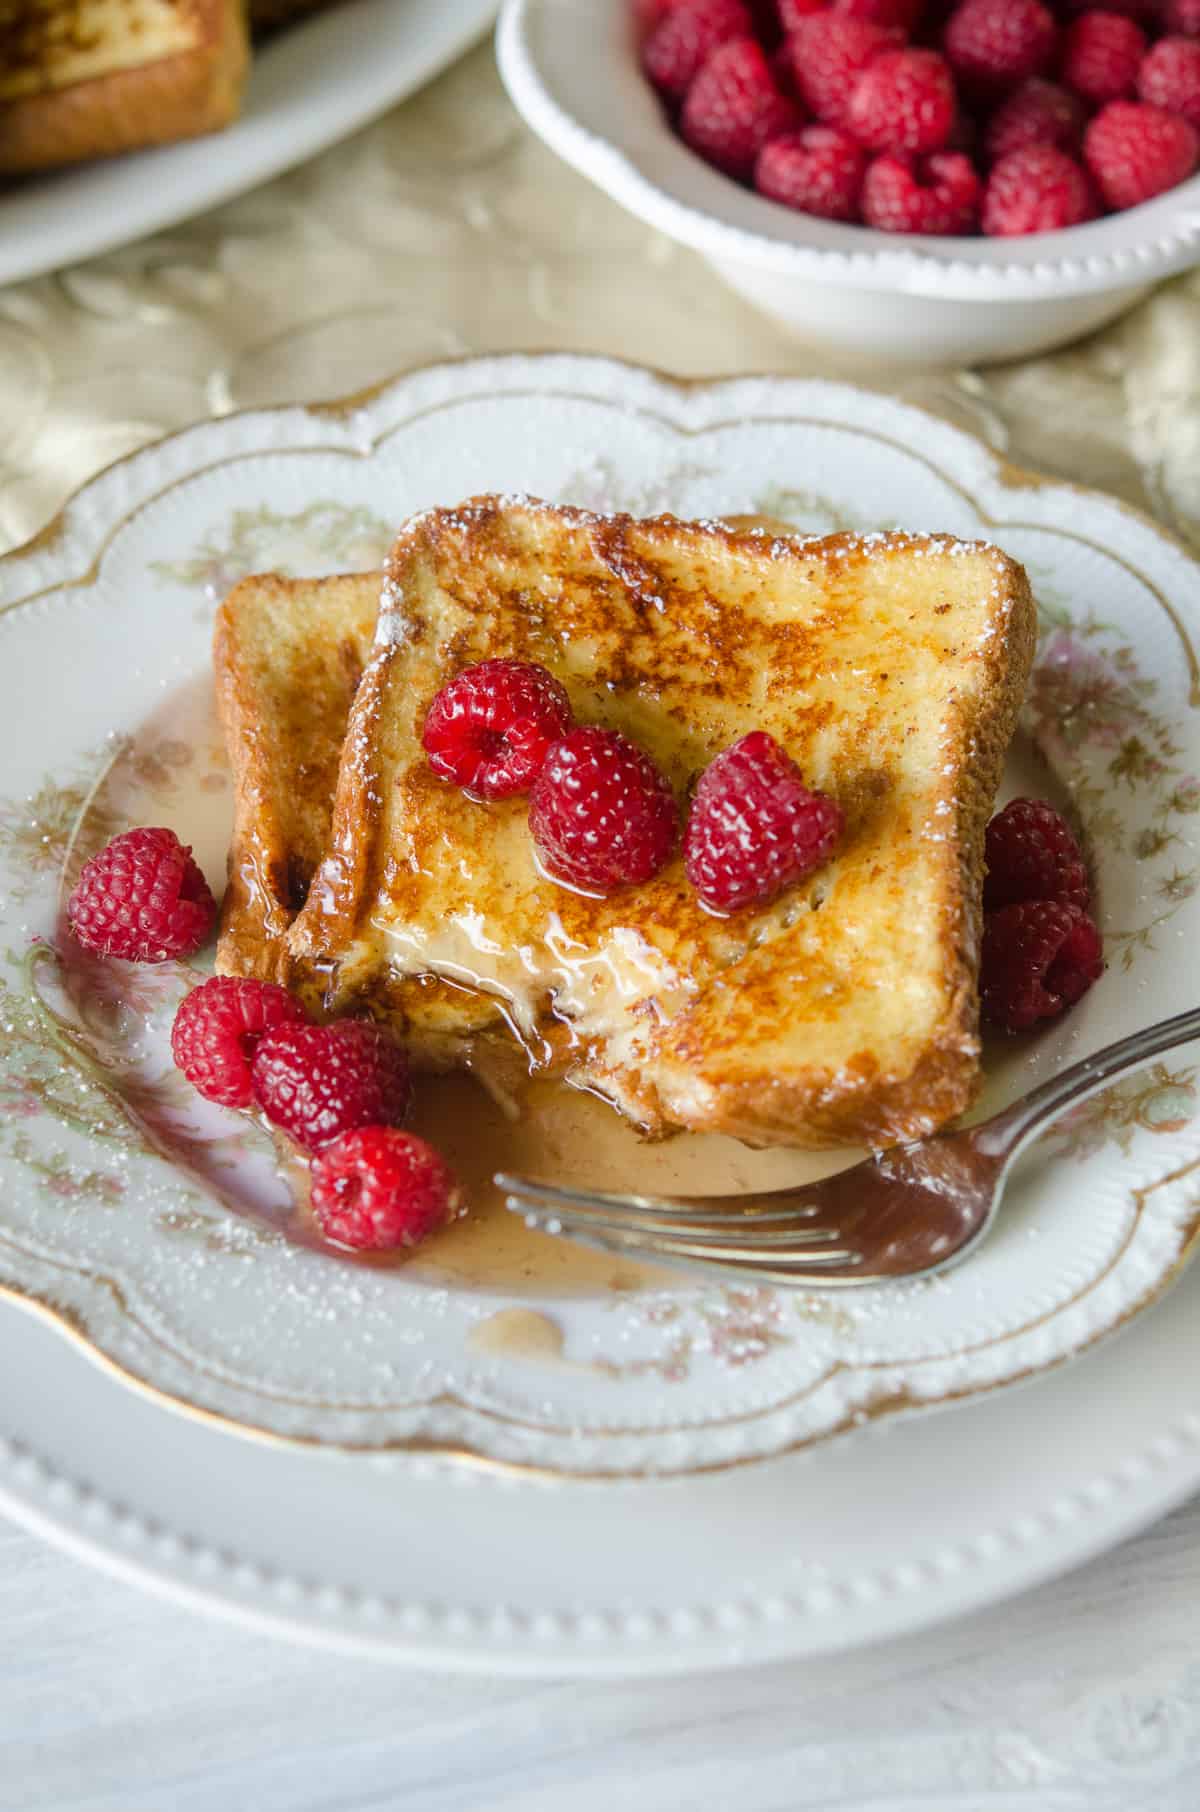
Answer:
498, 0, 1200, 364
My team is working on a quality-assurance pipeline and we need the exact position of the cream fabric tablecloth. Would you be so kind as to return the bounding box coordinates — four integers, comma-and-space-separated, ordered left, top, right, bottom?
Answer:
3, 42, 1200, 558
3, 38, 1200, 1812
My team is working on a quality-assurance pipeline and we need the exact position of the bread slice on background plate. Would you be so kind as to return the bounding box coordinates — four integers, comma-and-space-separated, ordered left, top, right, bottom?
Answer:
0, 0, 249, 172
275, 497, 1036, 1151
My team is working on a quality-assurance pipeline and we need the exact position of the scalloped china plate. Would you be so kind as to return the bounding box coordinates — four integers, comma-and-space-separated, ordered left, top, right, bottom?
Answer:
1, 355, 1199, 1671
0, 0, 499, 288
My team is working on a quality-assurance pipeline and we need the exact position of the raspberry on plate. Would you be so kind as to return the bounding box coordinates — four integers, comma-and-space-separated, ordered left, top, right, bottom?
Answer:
777, 0, 824, 25
1084, 98, 1200, 208
770, 38, 801, 98
1060, 11, 1147, 108
68, 826, 217, 963
787, 15, 900, 124
422, 658, 572, 801
642, 0, 751, 100
847, 48, 957, 154
980, 899, 1104, 1034
982, 143, 1097, 234
777, 0, 824, 27
1138, 36, 1200, 130
983, 797, 1091, 913
310, 1127, 461, 1253
252, 1019, 412, 1152
172, 975, 309, 1108
943, 0, 1057, 93
529, 726, 678, 894
634, 0, 679, 34
983, 79, 1086, 163
681, 36, 799, 177
683, 730, 842, 914
861, 149, 982, 232
755, 123, 868, 218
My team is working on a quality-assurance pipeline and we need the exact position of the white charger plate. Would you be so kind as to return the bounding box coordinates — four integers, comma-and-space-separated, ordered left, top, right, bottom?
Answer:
0, 0, 498, 288
0, 354, 1198, 1668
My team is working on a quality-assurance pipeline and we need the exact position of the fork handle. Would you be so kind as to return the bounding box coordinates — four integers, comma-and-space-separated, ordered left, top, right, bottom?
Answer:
974, 1005, 1200, 1166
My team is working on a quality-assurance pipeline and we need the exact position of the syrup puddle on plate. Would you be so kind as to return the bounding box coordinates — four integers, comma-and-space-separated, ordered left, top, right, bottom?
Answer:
56, 670, 859, 1302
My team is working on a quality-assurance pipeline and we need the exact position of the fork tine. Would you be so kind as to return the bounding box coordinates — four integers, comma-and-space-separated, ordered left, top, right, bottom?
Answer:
493, 1173, 824, 1224
516, 1214, 863, 1286
502, 1188, 838, 1247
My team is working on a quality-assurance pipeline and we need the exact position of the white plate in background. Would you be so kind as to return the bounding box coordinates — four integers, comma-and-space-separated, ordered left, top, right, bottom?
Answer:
0, 0, 498, 287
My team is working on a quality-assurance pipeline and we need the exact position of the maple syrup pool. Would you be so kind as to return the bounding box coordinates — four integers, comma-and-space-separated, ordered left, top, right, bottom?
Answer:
55, 672, 854, 1300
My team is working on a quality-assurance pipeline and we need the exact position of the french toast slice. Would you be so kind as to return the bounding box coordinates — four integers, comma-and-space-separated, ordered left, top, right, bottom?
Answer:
283, 497, 1037, 1150
214, 570, 380, 985
0, 0, 248, 173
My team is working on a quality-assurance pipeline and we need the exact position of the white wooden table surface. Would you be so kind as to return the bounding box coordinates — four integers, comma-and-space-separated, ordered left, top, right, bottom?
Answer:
5, 37, 1200, 1811
5, 1500, 1200, 1810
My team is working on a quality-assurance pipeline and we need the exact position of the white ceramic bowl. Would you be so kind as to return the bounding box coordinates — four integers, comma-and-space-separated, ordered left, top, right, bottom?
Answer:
497, 0, 1200, 367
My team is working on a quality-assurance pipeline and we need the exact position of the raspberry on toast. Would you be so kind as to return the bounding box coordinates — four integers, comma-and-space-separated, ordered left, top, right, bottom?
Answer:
279, 497, 1036, 1150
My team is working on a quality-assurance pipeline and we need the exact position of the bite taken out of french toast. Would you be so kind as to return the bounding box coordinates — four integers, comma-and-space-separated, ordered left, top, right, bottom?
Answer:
262, 496, 1036, 1152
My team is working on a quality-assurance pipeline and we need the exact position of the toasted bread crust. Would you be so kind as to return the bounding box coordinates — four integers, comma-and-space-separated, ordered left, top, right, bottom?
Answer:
280, 498, 1036, 1149
214, 569, 381, 987
0, 0, 248, 172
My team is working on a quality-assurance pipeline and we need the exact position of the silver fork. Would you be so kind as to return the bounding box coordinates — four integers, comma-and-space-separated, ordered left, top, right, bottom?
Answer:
498, 1006, 1200, 1288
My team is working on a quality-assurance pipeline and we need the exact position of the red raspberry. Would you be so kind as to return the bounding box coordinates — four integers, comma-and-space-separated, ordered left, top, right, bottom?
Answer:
943, 0, 1057, 94
1084, 99, 1199, 208
681, 37, 800, 177
642, 0, 751, 100
788, 15, 900, 124
755, 123, 868, 217
833, 0, 926, 25
683, 731, 842, 914
982, 143, 1098, 233
983, 79, 1086, 163
252, 1020, 412, 1153
1060, 12, 1146, 107
980, 900, 1103, 1034
847, 47, 957, 153
983, 797, 1091, 913
770, 39, 801, 98
310, 1127, 460, 1253
860, 149, 981, 230
529, 727, 678, 894
68, 827, 217, 963
1164, 0, 1200, 36
422, 659, 572, 801
171, 975, 309, 1108
777, 0, 824, 25
634, 0, 679, 34
1138, 37, 1200, 131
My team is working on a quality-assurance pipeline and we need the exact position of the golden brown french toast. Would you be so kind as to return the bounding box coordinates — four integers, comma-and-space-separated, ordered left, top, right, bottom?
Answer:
282, 497, 1037, 1150
0, 0, 248, 172
214, 569, 380, 985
